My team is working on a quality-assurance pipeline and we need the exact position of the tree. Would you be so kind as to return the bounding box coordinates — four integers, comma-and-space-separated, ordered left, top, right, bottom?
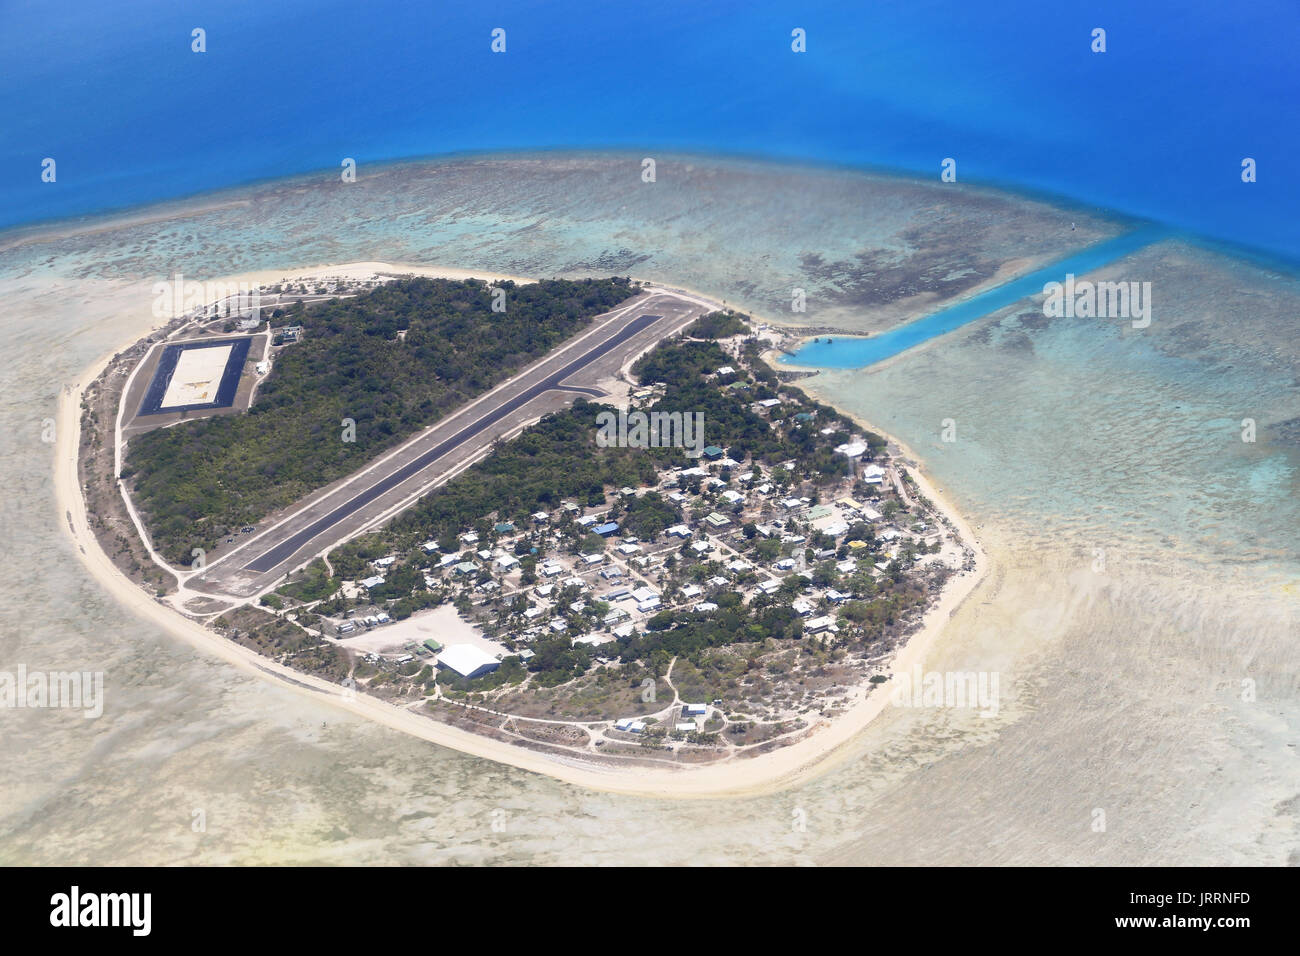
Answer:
647, 611, 675, 632
812, 561, 838, 588
649, 649, 671, 679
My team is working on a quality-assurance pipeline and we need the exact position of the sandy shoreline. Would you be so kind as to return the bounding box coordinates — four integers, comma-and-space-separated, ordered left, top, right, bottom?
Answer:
53, 260, 990, 799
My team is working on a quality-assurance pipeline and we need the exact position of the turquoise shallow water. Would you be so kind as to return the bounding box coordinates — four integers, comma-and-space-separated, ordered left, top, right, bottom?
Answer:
810, 239, 1300, 572
0, 155, 1295, 865
784, 225, 1168, 368
803, 238, 1299, 866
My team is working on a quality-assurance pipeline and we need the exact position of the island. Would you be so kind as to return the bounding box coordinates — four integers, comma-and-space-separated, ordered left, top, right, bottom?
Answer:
63, 263, 987, 795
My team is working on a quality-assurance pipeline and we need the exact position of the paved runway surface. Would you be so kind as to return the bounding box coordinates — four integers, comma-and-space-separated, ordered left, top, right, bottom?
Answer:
243, 312, 660, 572
182, 290, 706, 599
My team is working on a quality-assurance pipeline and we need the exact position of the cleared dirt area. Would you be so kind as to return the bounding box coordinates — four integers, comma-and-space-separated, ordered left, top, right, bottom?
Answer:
363, 604, 508, 657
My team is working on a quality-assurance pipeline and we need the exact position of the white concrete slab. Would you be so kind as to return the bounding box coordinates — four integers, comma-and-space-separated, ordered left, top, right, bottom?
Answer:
162, 344, 234, 407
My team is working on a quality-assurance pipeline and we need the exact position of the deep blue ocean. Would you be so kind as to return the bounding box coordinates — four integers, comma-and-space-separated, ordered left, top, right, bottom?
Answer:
2, 0, 1296, 260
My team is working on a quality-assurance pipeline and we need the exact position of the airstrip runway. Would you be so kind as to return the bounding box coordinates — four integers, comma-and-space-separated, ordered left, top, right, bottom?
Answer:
182, 289, 707, 600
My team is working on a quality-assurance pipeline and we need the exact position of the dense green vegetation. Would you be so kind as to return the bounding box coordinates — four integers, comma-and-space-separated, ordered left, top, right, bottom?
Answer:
684, 310, 750, 339
619, 491, 681, 539
387, 400, 686, 544
275, 558, 339, 603
633, 338, 867, 477
125, 277, 637, 563
616, 571, 925, 665
622, 592, 804, 659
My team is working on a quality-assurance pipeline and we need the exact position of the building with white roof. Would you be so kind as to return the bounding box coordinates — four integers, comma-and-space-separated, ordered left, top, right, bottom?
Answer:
436, 644, 501, 679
